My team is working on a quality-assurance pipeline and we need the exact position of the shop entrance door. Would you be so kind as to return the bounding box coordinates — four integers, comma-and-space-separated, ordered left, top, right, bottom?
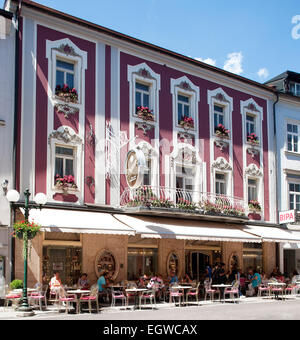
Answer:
186, 252, 210, 281
49, 248, 67, 283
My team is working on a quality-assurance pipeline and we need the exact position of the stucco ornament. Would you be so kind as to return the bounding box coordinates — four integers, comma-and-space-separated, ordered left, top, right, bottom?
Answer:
48, 127, 82, 145
245, 164, 263, 177
54, 44, 81, 57
55, 104, 79, 118
212, 157, 232, 171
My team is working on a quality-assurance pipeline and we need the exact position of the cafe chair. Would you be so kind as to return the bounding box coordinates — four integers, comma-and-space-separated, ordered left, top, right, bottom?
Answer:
4, 286, 21, 310
224, 285, 239, 303
29, 285, 48, 311
258, 284, 270, 297
169, 286, 184, 307
111, 289, 127, 308
79, 285, 99, 314
270, 286, 285, 300
186, 283, 200, 305
204, 280, 220, 302
58, 288, 79, 314
139, 289, 156, 310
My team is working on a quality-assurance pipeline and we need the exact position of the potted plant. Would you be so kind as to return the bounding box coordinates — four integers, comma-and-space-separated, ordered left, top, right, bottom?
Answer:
248, 200, 262, 212
215, 124, 230, 138
177, 198, 197, 211
13, 220, 41, 241
55, 84, 79, 103
179, 116, 195, 130
247, 133, 260, 145
10, 279, 23, 290
136, 106, 155, 122
55, 174, 78, 192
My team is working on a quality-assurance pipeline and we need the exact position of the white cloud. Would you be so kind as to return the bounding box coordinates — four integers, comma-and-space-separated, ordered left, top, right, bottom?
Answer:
257, 68, 269, 80
194, 57, 217, 67
223, 52, 244, 75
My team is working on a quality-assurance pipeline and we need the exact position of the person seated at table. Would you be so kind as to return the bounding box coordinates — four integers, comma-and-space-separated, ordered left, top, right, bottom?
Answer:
49, 271, 62, 293
182, 273, 192, 284
261, 271, 269, 285
97, 271, 109, 302
169, 271, 179, 285
219, 263, 227, 284
78, 273, 90, 289
291, 270, 300, 284
248, 268, 262, 296
137, 274, 148, 288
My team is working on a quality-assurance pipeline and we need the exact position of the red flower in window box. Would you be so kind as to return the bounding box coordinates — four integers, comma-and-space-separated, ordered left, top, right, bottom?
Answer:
215, 124, 230, 138
136, 106, 155, 121
248, 200, 262, 212
55, 84, 78, 103
179, 116, 195, 130
247, 133, 259, 145
55, 174, 78, 191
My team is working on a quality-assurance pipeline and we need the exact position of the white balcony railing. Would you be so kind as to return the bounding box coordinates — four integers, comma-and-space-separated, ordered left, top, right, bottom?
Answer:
120, 186, 247, 218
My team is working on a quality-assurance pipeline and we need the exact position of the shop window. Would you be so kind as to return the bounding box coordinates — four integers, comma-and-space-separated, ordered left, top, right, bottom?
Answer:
127, 248, 158, 281
289, 183, 300, 211
287, 124, 299, 153
243, 243, 263, 273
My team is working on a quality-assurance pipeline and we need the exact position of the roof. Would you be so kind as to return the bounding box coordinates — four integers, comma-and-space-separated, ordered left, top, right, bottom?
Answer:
15, 0, 275, 94
0, 8, 13, 19
265, 70, 300, 85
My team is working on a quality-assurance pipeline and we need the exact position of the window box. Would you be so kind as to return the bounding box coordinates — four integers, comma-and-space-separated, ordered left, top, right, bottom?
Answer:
136, 106, 155, 122
248, 200, 262, 213
179, 116, 195, 130
247, 133, 260, 145
55, 175, 78, 192
55, 85, 79, 104
215, 124, 230, 138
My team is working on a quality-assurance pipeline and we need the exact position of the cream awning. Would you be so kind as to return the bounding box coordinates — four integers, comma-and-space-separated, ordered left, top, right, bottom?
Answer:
114, 214, 261, 243
24, 208, 135, 236
244, 225, 300, 243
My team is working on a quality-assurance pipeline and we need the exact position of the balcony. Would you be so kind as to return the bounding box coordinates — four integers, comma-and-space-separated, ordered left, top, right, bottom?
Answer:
120, 186, 249, 223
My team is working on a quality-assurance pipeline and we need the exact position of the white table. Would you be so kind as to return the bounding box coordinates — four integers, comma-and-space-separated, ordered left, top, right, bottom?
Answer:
125, 289, 148, 310
212, 285, 232, 302
267, 282, 286, 300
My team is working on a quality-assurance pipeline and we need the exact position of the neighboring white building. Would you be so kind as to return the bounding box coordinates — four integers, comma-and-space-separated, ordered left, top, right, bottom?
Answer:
266, 71, 300, 276
0, 8, 15, 286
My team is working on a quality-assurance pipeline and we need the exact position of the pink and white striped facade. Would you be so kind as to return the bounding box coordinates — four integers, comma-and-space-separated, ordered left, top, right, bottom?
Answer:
12, 0, 277, 224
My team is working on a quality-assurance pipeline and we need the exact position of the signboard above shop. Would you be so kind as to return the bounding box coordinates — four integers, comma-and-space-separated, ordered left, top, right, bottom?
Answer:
279, 210, 296, 225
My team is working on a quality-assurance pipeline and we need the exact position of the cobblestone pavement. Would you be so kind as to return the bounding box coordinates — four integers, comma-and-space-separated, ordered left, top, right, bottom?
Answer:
1, 296, 300, 320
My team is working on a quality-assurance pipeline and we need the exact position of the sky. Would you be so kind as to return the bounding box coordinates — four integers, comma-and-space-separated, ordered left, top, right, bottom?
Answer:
3, 0, 300, 82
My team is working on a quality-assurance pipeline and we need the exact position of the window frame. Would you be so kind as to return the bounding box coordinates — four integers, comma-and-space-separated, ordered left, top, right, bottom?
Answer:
246, 114, 256, 137
56, 58, 76, 90
215, 172, 227, 196
289, 182, 300, 212
54, 145, 76, 182
290, 82, 300, 97
248, 178, 258, 203
135, 81, 151, 111
287, 123, 299, 153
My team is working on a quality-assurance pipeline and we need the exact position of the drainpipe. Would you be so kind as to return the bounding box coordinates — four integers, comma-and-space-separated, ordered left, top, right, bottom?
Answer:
10, 0, 22, 282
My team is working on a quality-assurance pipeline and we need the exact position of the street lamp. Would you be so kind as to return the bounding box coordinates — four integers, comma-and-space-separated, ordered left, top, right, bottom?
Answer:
7, 189, 47, 316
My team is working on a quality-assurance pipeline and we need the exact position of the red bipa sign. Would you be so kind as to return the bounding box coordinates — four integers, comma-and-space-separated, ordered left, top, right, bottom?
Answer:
279, 210, 296, 224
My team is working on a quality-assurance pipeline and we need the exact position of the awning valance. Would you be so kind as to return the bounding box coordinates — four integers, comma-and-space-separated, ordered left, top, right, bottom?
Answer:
244, 225, 300, 243
114, 214, 261, 243
22, 208, 135, 236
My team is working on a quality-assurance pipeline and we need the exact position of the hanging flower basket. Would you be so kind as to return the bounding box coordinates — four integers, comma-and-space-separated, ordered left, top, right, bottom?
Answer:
13, 221, 41, 240
55, 84, 78, 103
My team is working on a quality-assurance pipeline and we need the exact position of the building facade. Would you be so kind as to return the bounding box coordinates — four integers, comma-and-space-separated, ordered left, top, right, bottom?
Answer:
267, 71, 300, 276
5, 0, 299, 288
0, 7, 15, 287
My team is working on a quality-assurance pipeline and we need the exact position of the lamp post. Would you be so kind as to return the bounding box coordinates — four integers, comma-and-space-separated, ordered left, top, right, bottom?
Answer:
7, 189, 47, 317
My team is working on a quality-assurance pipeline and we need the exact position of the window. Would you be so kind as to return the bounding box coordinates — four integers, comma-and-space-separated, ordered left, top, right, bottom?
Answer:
143, 155, 152, 186
290, 82, 300, 97
178, 94, 190, 123
55, 146, 75, 181
135, 82, 150, 109
176, 165, 194, 192
248, 179, 258, 202
215, 173, 226, 195
56, 59, 75, 89
214, 105, 225, 129
127, 248, 158, 280
289, 183, 300, 211
287, 124, 299, 153
246, 114, 256, 136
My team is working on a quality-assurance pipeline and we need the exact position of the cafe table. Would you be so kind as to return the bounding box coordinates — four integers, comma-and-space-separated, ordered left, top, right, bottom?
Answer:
267, 282, 286, 300
66, 290, 91, 313
211, 284, 232, 303
125, 288, 148, 310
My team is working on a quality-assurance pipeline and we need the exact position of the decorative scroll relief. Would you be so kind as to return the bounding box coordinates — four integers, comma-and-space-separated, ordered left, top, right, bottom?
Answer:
53, 44, 81, 58
215, 139, 229, 151
135, 122, 155, 136
48, 127, 82, 145
55, 104, 79, 118
212, 157, 232, 171
247, 147, 259, 159
245, 102, 260, 112
137, 67, 154, 80
171, 148, 197, 167
245, 164, 263, 177
178, 81, 193, 92
214, 92, 230, 103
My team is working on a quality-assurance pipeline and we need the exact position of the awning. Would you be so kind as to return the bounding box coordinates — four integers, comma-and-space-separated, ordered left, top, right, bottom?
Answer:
114, 214, 261, 243
243, 225, 300, 243
23, 208, 135, 236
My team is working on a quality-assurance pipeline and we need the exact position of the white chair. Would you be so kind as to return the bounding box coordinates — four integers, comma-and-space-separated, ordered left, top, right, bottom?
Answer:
186, 283, 200, 305
111, 289, 127, 308
224, 284, 240, 303
169, 286, 184, 306
58, 288, 79, 314
29, 285, 48, 311
204, 280, 220, 302
79, 285, 99, 314
139, 289, 156, 310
